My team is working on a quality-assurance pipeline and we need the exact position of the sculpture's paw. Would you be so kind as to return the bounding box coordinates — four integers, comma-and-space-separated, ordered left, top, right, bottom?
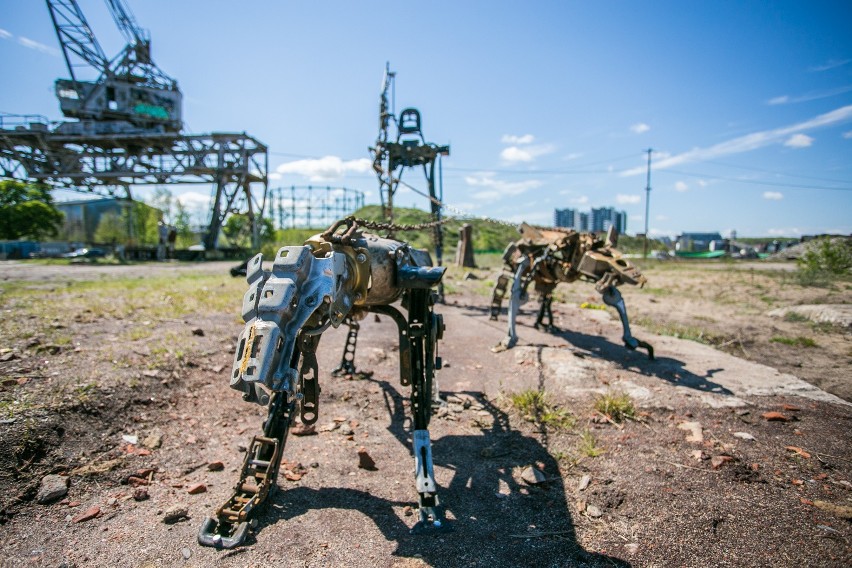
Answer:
491, 337, 517, 353
410, 515, 454, 535
624, 338, 655, 360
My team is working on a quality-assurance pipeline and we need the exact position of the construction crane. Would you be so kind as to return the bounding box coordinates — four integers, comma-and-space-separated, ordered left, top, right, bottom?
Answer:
46, 0, 182, 134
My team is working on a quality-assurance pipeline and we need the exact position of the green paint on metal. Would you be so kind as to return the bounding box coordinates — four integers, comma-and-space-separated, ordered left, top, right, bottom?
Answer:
132, 103, 169, 120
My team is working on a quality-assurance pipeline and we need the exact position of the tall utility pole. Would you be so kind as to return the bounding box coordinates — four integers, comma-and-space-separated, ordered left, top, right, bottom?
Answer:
642, 148, 653, 259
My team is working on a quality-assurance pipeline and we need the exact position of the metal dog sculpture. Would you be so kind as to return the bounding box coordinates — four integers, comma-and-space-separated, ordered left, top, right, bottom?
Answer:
199, 217, 449, 548
490, 223, 653, 359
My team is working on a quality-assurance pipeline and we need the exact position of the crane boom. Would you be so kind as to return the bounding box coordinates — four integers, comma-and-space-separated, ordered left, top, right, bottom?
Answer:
45, 0, 110, 83
105, 0, 148, 51
46, 0, 182, 134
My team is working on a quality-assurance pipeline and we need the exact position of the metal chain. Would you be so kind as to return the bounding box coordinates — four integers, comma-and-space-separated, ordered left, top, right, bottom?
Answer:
348, 216, 454, 233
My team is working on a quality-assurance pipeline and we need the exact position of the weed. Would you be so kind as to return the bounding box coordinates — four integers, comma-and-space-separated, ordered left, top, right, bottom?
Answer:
73, 382, 98, 402
580, 302, 606, 310
593, 391, 635, 422
578, 429, 603, 458
633, 316, 726, 345
123, 326, 153, 341
551, 450, 580, 468
783, 312, 809, 323
508, 388, 575, 430
643, 287, 672, 297
771, 336, 818, 348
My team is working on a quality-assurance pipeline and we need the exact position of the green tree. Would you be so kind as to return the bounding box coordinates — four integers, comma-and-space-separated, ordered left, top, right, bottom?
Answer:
148, 186, 174, 223
173, 200, 195, 248
223, 214, 274, 248
94, 211, 128, 245
0, 180, 64, 240
123, 201, 161, 245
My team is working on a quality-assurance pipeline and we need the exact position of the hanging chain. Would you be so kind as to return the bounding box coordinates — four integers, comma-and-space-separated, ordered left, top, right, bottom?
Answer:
350, 216, 454, 233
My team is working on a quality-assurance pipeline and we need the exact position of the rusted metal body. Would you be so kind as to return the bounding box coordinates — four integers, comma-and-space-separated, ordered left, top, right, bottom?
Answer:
490, 223, 653, 358
199, 218, 449, 548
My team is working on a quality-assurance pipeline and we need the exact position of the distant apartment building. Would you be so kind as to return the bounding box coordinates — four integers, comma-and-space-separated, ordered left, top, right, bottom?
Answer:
553, 206, 624, 233
554, 208, 575, 228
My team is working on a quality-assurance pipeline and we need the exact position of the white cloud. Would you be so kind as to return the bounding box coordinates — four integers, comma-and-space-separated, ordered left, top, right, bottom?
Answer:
17, 36, 60, 56
784, 133, 814, 148
768, 227, 802, 236
809, 59, 851, 72
571, 195, 589, 205
763, 191, 784, 200
674, 181, 689, 192
175, 191, 212, 222
465, 173, 541, 200
767, 86, 852, 105
505, 211, 552, 225
656, 214, 669, 221
500, 144, 555, 163
843, 131, 852, 139
275, 156, 371, 181
563, 152, 583, 161
616, 194, 641, 204
620, 104, 852, 176
630, 123, 650, 134
268, 172, 282, 181
501, 134, 535, 145
0, 28, 12, 40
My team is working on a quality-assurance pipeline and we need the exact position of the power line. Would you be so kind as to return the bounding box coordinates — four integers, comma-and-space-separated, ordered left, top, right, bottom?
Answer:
661, 169, 852, 191
700, 159, 852, 185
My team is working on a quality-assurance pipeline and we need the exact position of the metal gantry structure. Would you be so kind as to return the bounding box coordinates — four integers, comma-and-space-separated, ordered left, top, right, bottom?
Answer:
0, 0, 268, 250
370, 63, 450, 266
272, 185, 365, 229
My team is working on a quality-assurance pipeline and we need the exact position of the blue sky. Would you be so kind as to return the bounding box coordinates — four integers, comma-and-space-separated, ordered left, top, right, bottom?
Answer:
2, 0, 851, 238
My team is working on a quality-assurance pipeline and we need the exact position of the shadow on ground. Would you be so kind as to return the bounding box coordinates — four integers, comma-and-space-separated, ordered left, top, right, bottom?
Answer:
246, 378, 630, 567
471, 301, 733, 397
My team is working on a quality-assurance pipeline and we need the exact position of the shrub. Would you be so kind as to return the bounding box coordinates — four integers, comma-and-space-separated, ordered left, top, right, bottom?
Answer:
797, 238, 852, 284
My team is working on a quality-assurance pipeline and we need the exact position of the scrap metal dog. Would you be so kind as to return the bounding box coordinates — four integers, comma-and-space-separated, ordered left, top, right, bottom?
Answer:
199, 217, 448, 548
490, 223, 654, 358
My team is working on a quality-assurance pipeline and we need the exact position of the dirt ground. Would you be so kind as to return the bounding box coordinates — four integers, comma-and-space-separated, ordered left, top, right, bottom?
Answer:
0, 258, 850, 567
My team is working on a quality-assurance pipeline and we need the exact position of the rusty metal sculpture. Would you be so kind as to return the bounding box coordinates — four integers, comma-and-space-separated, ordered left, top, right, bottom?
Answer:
490, 223, 654, 359
198, 217, 449, 548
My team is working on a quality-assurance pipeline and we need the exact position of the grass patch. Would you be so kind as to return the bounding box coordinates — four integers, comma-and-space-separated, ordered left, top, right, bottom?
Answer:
122, 326, 154, 341
771, 335, 818, 348
633, 316, 726, 345
593, 391, 636, 422
643, 287, 672, 297
579, 302, 606, 310
0, 273, 243, 342
578, 429, 603, 458
783, 312, 809, 323
508, 388, 575, 430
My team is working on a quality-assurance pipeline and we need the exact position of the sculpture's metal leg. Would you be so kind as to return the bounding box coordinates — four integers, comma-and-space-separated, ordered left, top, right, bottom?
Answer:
198, 370, 297, 547
492, 257, 530, 352
489, 272, 511, 320
601, 286, 654, 360
535, 293, 557, 332
545, 295, 555, 330
331, 317, 359, 376
407, 289, 451, 534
